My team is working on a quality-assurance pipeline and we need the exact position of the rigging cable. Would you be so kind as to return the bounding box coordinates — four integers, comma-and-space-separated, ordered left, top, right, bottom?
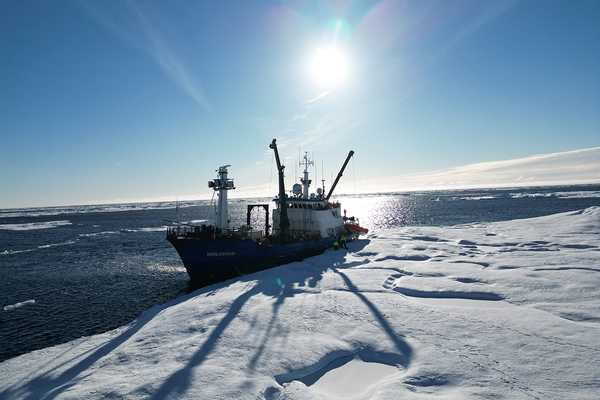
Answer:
269, 155, 274, 196
207, 190, 216, 223
353, 155, 357, 195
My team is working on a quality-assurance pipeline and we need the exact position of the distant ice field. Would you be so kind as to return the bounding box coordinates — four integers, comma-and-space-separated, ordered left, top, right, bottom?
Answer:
0, 184, 599, 363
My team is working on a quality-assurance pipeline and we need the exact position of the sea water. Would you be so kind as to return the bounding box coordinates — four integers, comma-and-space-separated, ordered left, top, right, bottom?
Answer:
1, 185, 599, 361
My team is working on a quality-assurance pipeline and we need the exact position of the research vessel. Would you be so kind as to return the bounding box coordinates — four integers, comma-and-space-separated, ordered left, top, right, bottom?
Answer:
167, 138, 367, 284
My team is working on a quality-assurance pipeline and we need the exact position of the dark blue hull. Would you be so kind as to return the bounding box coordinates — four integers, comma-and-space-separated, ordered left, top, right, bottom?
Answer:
168, 236, 336, 284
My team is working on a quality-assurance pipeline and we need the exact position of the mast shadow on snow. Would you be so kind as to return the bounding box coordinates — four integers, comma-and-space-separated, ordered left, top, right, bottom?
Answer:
0, 290, 203, 400
149, 239, 370, 399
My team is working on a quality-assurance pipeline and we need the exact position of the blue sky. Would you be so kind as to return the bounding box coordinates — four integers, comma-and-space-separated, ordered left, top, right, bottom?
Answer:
1, 0, 599, 208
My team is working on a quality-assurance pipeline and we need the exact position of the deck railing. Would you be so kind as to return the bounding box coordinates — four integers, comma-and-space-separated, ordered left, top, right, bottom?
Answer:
167, 225, 264, 240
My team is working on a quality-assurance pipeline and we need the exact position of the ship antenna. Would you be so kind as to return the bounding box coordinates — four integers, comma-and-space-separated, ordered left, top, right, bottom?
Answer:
299, 151, 313, 199
315, 155, 318, 195
321, 160, 325, 198
294, 148, 298, 188
353, 157, 357, 194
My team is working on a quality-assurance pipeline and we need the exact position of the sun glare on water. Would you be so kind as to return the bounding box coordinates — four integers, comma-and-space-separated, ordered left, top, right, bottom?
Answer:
309, 45, 350, 88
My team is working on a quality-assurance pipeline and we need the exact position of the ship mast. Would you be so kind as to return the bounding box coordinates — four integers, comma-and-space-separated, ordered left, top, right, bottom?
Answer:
269, 139, 289, 240
299, 152, 314, 199
208, 165, 235, 231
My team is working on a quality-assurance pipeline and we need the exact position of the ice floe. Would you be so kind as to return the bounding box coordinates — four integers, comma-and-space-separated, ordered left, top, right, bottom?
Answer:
3, 300, 36, 312
0, 201, 203, 219
510, 190, 600, 199
78, 231, 120, 238
37, 240, 77, 249
450, 190, 600, 201
122, 226, 168, 233
0, 220, 72, 231
1, 240, 78, 256
0, 248, 37, 256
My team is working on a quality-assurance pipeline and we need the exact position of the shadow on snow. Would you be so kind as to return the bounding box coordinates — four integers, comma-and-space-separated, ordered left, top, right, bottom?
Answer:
2, 238, 412, 399
0, 291, 199, 400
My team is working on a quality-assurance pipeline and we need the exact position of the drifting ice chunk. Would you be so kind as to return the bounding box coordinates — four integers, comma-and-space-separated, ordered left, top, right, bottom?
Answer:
3, 299, 36, 311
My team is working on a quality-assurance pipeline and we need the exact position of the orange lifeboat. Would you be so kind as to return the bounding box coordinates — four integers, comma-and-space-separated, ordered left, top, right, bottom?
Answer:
344, 222, 369, 235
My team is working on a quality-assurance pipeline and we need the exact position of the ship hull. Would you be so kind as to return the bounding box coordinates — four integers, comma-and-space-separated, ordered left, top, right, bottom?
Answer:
168, 236, 336, 284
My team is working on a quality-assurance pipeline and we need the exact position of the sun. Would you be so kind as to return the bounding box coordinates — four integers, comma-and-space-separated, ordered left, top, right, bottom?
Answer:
309, 45, 350, 88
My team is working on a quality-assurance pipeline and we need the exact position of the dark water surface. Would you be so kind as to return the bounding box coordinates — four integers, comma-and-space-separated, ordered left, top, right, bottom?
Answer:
1, 185, 599, 362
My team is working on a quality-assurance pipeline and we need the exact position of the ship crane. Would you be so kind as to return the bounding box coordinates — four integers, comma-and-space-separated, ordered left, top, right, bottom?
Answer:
269, 139, 290, 240
326, 150, 354, 200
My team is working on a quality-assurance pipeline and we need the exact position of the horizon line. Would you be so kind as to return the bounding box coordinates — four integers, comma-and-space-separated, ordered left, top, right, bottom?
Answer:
1, 180, 599, 212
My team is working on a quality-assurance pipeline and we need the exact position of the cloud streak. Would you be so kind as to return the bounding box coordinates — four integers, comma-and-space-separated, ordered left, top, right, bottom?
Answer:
80, 1, 211, 111
236, 147, 600, 199
336, 146, 600, 194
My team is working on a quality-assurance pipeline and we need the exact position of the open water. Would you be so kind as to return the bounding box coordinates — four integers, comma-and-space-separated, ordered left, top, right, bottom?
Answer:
1, 185, 599, 362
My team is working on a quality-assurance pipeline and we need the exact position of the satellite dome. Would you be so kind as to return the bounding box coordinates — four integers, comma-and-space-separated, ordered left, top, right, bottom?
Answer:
292, 183, 302, 196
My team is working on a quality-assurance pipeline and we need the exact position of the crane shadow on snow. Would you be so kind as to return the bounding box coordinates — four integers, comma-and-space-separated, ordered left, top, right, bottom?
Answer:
150, 239, 377, 399
1, 238, 414, 400
153, 238, 413, 399
272, 267, 414, 396
0, 288, 203, 400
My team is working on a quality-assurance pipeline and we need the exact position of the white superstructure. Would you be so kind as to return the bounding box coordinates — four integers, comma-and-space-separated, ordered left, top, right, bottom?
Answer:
273, 200, 344, 238
272, 154, 345, 239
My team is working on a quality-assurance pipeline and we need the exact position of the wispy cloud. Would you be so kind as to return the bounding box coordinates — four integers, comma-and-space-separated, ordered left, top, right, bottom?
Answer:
214, 146, 600, 199
79, 1, 211, 111
275, 115, 358, 153
305, 91, 330, 104
335, 147, 600, 195
436, 0, 519, 60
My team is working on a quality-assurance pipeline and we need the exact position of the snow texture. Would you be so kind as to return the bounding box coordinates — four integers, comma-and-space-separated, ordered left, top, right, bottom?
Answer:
1, 208, 599, 399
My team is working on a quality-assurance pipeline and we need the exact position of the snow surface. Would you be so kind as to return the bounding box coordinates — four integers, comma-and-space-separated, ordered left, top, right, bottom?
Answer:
1, 208, 599, 399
